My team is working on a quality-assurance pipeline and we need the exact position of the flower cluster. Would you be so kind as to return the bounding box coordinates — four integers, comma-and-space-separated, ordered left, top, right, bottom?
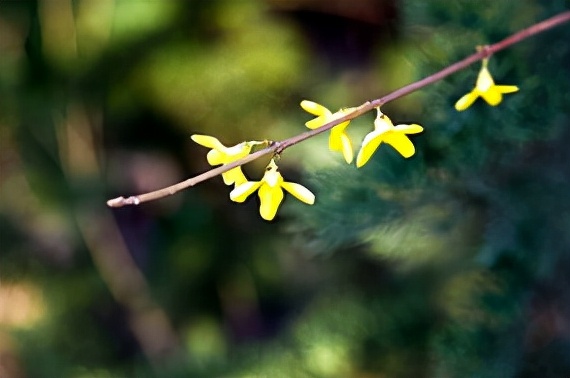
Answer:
192, 136, 314, 221
298, 57, 518, 170
191, 56, 518, 221
301, 102, 424, 168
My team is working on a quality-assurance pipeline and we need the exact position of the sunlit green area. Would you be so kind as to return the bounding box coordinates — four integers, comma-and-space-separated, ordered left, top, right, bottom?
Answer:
1, 0, 569, 377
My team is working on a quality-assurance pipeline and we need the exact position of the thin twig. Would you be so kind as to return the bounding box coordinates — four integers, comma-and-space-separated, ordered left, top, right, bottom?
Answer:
107, 11, 570, 208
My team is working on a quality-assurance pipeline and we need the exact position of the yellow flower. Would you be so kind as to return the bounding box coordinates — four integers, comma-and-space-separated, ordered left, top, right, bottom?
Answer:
230, 159, 315, 221
300, 100, 356, 164
356, 108, 423, 168
191, 134, 263, 186
455, 58, 519, 111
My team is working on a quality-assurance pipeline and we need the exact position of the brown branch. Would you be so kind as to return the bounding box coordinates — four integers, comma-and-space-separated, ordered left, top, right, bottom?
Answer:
107, 11, 570, 208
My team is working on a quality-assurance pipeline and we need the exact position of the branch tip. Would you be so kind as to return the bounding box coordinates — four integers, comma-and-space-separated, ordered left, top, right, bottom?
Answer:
107, 196, 140, 208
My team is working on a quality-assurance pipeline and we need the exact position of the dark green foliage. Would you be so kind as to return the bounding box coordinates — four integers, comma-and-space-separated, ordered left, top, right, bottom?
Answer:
291, 1, 570, 377
1, 0, 569, 377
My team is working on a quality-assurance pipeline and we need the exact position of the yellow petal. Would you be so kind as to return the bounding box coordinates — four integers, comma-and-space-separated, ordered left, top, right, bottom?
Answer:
222, 167, 248, 186
230, 181, 261, 203
384, 133, 416, 158
328, 125, 343, 150
263, 165, 283, 187
356, 130, 383, 168
305, 117, 327, 129
281, 182, 315, 205
341, 134, 354, 164
258, 183, 284, 221
206, 149, 226, 165
454, 91, 479, 111
394, 124, 424, 134
191, 134, 225, 150
480, 87, 503, 106
340, 133, 353, 164
300, 100, 331, 117
225, 142, 252, 159
374, 114, 394, 132
495, 85, 519, 94
476, 66, 495, 92
328, 122, 351, 153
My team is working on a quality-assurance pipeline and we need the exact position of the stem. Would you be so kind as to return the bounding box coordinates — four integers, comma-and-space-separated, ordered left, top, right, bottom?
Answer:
107, 11, 570, 208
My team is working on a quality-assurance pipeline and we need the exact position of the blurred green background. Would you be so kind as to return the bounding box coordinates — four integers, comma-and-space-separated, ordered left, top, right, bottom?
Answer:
1, 0, 569, 377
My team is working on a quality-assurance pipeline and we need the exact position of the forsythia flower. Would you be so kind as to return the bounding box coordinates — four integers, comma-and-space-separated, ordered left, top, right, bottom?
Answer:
356, 108, 423, 168
300, 100, 356, 164
455, 58, 519, 111
230, 159, 315, 221
191, 134, 263, 186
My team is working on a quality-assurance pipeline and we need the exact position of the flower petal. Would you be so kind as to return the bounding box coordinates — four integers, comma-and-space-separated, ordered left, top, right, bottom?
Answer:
225, 142, 252, 159
206, 149, 226, 165
374, 114, 394, 132
222, 167, 248, 186
328, 126, 343, 151
476, 67, 495, 92
300, 100, 330, 117
340, 132, 353, 164
191, 134, 225, 150
265, 169, 282, 187
258, 184, 284, 221
281, 182, 315, 205
230, 181, 261, 203
393, 124, 424, 134
454, 91, 479, 111
305, 117, 327, 129
480, 87, 503, 106
384, 133, 416, 158
495, 85, 519, 94
356, 130, 383, 168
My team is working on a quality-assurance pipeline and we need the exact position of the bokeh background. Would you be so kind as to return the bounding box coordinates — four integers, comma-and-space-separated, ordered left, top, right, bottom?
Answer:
1, 0, 570, 377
